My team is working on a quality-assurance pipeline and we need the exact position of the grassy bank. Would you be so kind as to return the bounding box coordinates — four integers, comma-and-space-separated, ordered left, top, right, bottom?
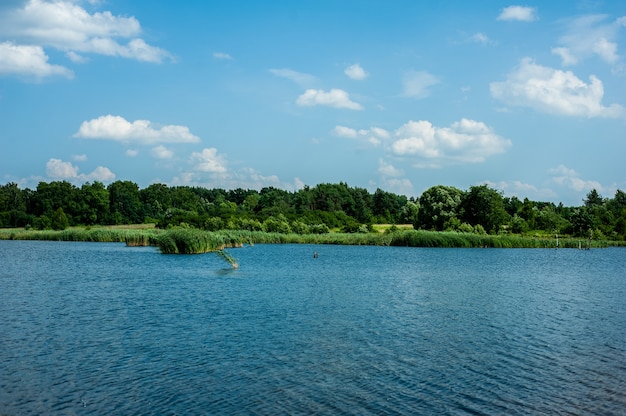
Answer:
0, 226, 621, 250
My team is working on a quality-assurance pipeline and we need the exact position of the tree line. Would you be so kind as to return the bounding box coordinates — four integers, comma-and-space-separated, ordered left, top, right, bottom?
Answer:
0, 180, 624, 240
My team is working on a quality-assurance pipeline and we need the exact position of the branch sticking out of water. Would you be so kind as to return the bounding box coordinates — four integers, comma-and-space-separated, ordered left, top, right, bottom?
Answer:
216, 249, 239, 269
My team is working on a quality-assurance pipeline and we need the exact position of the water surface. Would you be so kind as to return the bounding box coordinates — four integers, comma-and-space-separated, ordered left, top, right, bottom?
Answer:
1, 241, 625, 414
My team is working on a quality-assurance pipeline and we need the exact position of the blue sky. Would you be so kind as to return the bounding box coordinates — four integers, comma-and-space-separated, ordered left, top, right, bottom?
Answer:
1, 0, 624, 206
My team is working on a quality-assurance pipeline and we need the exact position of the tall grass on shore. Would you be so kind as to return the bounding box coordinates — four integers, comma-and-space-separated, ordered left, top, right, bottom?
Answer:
0, 227, 158, 243
1, 226, 620, 249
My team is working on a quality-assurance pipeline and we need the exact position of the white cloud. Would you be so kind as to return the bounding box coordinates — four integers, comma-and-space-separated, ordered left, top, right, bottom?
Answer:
470, 32, 491, 45
151, 145, 173, 159
296, 89, 363, 110
370, 127, 390, 140
333, 125, 358, 138
402, 71, 440, 99
382, 178, 414, 196
72, 154, 87, 161
66, 50, 87, 63
88, 166, 116, 181
378, 159, 403, 177
391, 118, 511, 164
333, 125, 389, 146
0, 41, 73, 79
0, 0, 171, 65
551, 47, 578, 66
125, 149, 139, 157
269, 68, 316, 87
213, 52, 232, 60
490, 58, 626, 118
294, 177, 305, 190
74, 115, 201, 144
344, 63, 367, 80
552, 15, 623, 67
172, 165, 294, 192
46, 158, 115, 182
190, 148, 227, 173
46, 158, 79, 178
485, 180, 558, 201
497, 6, 538, 22
549, 165, 603, 193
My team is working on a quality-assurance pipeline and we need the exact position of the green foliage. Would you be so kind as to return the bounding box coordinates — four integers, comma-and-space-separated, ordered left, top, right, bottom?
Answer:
51, 207, 69, 230
510, 214, 529, 234
262, 214, 292, 234
417, 185, 464, 231
2, 179, 626, 242
460, 185, 509, 234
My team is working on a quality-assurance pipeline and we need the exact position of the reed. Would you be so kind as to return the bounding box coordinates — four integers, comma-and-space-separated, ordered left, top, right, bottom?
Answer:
216, 250, 239, 268
2, 226, 622, 249
156, 228, 228, 254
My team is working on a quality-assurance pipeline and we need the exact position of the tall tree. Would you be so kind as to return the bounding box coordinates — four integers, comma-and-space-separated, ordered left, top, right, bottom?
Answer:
79, 182, 110, 225
416, 185, 464, 231
460, 185, 509, 234
108, 180, 143, 224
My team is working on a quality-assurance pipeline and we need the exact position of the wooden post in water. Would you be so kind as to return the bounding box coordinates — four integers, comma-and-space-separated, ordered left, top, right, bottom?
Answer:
555, 233, 559, 249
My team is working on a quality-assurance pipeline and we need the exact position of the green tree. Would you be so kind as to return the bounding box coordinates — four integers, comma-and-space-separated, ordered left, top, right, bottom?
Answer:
34, 181, 80, 224
140, 183, 172, 220
518, 198, 537, 230
459, 185, 509, 234
568, 207, 593, 237
400, 201, 419, 226
416, 185, 464, 231
51, 207, 69, 230
108, 180, 143, 224
79, 181, 110, 225
584, 189, 603, 207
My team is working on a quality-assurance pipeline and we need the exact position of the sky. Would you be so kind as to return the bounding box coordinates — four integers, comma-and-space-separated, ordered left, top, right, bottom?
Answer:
1, 0, 625, 206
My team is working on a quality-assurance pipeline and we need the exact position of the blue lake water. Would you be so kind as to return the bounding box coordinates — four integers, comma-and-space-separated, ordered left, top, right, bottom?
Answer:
1, 240, 625, 415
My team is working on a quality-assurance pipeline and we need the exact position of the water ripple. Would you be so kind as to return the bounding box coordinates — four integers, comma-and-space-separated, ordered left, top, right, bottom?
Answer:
0, 242, 625, 414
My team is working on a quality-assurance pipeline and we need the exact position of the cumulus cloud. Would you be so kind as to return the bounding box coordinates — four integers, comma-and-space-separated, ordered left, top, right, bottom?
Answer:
74, 115, 201, 144
490, 58, 626, 118
497, 6, 538, 22
333, 125, 389, 145
269, 68, 316, 87
296, 89, 363, 110
390, 118, 511, 164
151, 145, 173, 159
0, 0, 171, 72
190, 148, 227, 173
402, 71, 440, 99
0, 42, 73, 79
549, 165, 603, 193
46, 158, 115, 182
344, 63, 367, 80
551, 15, 623, 67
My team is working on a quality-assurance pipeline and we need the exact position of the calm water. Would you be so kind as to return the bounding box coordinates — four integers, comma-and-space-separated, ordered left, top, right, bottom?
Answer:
1, 241, 625, 415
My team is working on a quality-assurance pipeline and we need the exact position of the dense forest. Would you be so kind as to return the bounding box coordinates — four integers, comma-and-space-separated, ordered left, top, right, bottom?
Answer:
1, 180, 625, 240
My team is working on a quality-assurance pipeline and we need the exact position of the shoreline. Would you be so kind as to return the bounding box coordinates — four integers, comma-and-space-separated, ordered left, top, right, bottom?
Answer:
1, 227, 621, 250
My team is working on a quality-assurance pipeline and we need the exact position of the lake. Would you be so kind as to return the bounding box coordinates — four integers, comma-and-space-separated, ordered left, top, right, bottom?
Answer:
1, 240, 625, 415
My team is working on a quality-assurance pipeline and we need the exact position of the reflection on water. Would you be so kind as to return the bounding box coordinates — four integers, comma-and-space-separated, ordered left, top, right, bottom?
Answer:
0, 241, 625, 414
